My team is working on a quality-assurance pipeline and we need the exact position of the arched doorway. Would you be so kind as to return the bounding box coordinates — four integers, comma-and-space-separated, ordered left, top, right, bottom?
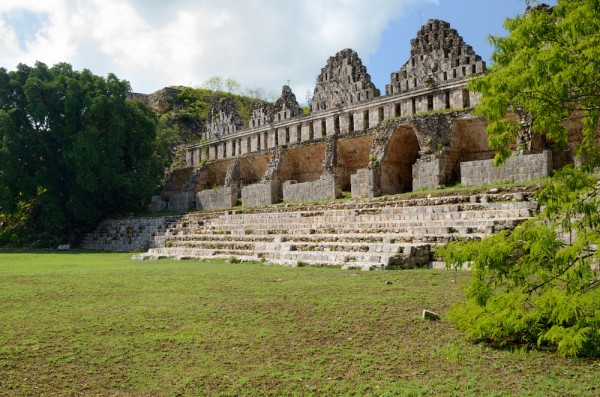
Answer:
336, 135, 373, 192
379, 126, 420, 195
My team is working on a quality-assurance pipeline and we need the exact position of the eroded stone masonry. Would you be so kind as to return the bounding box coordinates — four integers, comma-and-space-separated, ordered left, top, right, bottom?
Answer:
151, 19, 583, 212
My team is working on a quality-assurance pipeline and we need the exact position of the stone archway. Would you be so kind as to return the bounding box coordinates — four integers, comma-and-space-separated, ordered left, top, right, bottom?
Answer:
239, 154, 271, 186
379, 126, 420, 195
278, 144, 327, 183
336, 135, 373, 192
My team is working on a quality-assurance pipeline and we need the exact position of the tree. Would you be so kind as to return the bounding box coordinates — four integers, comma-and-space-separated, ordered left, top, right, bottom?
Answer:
0, 62, 165, 245
439, 166, 600, 357
441, 0, 600, 358
202, 76, 224, 92
470, 0, 600, 165
224, 77, 241, 94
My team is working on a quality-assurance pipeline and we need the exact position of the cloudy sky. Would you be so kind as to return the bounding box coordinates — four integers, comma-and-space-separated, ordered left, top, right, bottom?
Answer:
0, 0, 555, 101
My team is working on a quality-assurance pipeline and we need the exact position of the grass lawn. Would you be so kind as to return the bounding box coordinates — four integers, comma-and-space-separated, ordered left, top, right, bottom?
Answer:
0, 252, 598, 396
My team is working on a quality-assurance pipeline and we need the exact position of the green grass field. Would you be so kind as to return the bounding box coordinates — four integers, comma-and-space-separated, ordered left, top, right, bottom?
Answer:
0, 252, 598, 396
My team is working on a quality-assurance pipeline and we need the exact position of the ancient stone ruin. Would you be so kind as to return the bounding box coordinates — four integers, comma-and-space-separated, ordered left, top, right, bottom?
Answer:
312, 48, 380, 112
84, 19, 588, 269
158, 19, 580, 213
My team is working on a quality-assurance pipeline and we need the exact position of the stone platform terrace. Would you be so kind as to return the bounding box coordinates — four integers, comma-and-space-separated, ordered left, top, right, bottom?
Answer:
82, 187, 539, 270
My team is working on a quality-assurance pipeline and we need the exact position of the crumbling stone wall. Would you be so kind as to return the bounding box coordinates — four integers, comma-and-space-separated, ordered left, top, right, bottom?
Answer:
312, 49, 380, 112
461, 151, 552, 186
386, 19, 486, 96
157, 19, 584, 212
271, 85, 302, 122
187, 19, 489, 174
278, 144, 327, 184
335, 135, 373, 191
249, 102, 271, 129
241, 181, 279, 207
283, 174, 339, 202
205, 97, 243, 140
223, 158, 241, 189
196, 187, 239, 210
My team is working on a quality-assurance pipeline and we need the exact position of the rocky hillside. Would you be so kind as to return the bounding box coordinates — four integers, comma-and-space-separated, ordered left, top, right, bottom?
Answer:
128, 86, 267, 169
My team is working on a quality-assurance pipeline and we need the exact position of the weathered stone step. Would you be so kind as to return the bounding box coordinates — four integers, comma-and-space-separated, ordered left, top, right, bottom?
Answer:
214, 209, 535, 227
135, 243, 432, 270
136, 247, 258, 260
162, 238, 425, 255
218, 200, 535, 217
156, 231, 483, 248
204, 218, 527, 236
84, 189, 540, 269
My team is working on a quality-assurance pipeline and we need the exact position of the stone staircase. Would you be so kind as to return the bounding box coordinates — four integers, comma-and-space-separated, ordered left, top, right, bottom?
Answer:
122, 189, 538, 270
80, 216, 183, 252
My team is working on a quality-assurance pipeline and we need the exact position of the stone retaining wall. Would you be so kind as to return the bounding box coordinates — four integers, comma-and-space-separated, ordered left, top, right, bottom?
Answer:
241, 181, 279, 207
351, 168, 379, 198
168, 192, 194, 212
461, 151, 552, 186
283, 175, 339, 203
196, 186, 239, 210
81, 217, 174, 252
412, 157, 451, 190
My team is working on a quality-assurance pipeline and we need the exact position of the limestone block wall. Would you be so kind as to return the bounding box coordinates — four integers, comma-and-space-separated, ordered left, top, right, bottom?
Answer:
241, 181, 279, 207
168, 192, 195, 212
149, 195, 167, 212
412, 156, 453, 190
283, 175, 339, 203
351, 168, 380, 198
81, 217, 174, 252
196, 187, 239, 210
461, 151, 552, 186
386, 19, 486, 97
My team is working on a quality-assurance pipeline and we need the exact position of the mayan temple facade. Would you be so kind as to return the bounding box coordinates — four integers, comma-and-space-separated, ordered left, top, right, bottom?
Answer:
150, 19, 582, 212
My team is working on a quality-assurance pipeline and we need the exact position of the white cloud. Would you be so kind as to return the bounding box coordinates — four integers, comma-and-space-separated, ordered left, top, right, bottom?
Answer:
0, 0, 433, 99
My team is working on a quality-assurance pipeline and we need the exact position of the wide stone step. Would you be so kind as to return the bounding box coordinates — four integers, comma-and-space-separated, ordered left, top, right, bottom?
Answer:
134, 242, 432, 270
100, 190, 541, 270
156, 234, 275, 244
162, 238, 426, 255
267, 249, 430, 269
155, 231, 484, 249
202, 218, 526, 237
214, 210, 534, 227
136, 247, 260, 260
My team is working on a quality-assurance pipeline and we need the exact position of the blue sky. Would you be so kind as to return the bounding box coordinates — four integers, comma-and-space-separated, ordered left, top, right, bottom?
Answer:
0, 0, 556, 98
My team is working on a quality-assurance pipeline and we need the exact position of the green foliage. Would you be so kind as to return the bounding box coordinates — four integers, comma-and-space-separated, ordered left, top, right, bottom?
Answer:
201, 75, 224, 92
174, 86, 264, 130
0, 62, 165, 245
439, 167, 600, 357
443, 0, 600, 358
470, 0, 600, 166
